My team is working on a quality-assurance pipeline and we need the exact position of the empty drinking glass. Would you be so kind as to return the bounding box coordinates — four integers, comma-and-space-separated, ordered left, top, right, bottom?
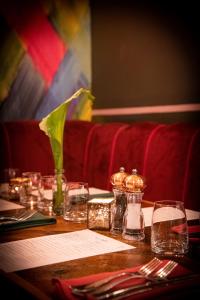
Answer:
0, 168, 20, 199
151, 200, 189, 256
37, 175, 54, 213
20, 172, 42, 208
3, 168, 20, 182
63, 182, 89, 223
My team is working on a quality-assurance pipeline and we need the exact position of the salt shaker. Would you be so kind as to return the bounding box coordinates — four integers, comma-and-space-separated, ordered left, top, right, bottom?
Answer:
122, 169, 146, 241
110, 167, 128, 235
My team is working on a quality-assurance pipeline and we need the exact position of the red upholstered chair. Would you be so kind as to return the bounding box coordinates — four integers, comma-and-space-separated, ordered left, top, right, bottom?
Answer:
0, 120, 199, 210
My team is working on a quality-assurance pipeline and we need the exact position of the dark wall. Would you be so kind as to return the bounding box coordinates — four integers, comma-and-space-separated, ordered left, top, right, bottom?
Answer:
91, 0, 200, 123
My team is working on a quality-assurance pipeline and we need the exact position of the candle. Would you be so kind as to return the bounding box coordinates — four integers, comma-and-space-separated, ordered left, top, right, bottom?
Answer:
87, 198, 114, 230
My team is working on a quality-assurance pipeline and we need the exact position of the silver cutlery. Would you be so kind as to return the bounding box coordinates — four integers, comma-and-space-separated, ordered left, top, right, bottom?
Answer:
98, 273, 200, 300
71, 257, 162, 296
91, 260, 178, 296
0, 210, 36, 224
154, 260, 178, 279
0, 210, 30, 221
95, 260, 178, 299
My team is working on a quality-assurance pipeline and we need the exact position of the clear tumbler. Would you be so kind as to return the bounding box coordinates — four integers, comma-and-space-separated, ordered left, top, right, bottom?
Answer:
151, 200, 189, 256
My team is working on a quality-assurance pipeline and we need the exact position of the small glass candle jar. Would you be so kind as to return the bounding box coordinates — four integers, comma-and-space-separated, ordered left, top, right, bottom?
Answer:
87, 198, 114, 230
9, 177, 30, 200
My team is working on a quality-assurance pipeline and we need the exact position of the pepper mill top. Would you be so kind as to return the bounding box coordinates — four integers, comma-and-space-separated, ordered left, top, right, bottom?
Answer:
123, 169, 146, 192
110, 167, 128, 190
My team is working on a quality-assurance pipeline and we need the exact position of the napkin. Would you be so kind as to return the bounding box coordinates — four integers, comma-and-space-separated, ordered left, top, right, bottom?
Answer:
0, 211, 56, 231
188, 225, 200, 244
172, 224, 200, 244
52, 260, 200, 300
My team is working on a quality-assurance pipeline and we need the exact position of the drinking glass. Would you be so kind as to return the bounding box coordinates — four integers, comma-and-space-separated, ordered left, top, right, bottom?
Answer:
3, 168, 20, 182
63, 182, 89, 223
0, 168, 20, 199
151, 200, 189, 256
20, 172, 42, 208
37, 175, 54, 213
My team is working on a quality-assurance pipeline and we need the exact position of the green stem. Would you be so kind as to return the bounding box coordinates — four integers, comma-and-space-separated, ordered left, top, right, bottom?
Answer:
53, 170, 64, 215
56, 171, 63, 205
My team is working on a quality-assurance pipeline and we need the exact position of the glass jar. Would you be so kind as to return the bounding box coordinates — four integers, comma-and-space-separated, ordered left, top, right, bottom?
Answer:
122, 192, 145, 241
53, 169, 67, 216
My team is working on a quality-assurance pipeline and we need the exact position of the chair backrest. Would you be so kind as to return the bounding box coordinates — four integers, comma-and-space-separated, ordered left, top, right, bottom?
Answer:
1, 120, 199, 210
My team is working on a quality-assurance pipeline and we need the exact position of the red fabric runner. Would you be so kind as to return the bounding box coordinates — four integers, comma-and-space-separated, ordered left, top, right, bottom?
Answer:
172, 224, 200, 244
52, 260, 200, 300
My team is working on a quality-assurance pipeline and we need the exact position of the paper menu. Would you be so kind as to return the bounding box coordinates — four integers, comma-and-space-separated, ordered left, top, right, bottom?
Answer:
0, 229, 135, 273
0, 199, 24, 211
89, 187, 111, 195
142, 207, 200, 227
33, 187, 111, 200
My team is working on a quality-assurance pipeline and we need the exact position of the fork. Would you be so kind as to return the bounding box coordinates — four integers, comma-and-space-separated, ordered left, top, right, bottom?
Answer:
71, 257, 162, 296
153, 260, 178, 280
0, 210, 36, 223
95, 260, 178, 300
0, 210, 29, 221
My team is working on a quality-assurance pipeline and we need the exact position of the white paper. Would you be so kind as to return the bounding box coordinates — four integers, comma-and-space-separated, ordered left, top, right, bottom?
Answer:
42, 190, 52, 200
0, 199, 24, 211
142, 207, 200, 227
186, 209, 200, 221
88, 198, 114, 204
89, 187, 111, 195
34, 187, 110, 200
0, 229, 134, 273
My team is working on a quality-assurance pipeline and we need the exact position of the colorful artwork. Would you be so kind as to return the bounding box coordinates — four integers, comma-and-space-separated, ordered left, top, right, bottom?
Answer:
0, 0, 91, 121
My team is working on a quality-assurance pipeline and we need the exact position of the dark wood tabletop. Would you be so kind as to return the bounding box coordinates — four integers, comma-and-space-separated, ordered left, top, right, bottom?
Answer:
0, 200, 199, 300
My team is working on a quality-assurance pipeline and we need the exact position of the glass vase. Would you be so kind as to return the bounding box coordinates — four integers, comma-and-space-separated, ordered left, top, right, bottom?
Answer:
53, 169, 67, 216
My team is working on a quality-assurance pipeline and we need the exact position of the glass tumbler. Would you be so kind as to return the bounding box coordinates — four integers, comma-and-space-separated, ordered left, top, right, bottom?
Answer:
20, 171, 42, 207
151, 200, 189, 256
38, 175, 54, 213
3, 168, 20, 182
63, 182, 89, 223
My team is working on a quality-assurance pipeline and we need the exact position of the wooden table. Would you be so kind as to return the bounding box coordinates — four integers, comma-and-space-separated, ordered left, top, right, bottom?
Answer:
0, 201, 199, 299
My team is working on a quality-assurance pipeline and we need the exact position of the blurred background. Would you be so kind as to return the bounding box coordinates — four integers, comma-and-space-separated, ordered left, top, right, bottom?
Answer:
0, 0, 200, 123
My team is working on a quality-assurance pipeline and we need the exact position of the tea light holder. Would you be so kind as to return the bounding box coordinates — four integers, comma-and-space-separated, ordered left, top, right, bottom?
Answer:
87, 198, 114, 230
9, 177, 30, 200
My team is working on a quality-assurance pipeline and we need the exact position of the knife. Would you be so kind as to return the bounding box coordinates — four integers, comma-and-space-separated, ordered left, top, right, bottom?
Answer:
96, 273, 200, 300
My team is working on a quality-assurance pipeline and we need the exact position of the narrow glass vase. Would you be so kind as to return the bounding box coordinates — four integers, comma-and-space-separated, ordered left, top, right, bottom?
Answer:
53, 169, 67, 216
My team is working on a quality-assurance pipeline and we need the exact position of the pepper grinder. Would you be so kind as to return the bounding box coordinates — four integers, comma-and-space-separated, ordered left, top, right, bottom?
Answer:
110, 167, 129, 235
122, 169, 146, 241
